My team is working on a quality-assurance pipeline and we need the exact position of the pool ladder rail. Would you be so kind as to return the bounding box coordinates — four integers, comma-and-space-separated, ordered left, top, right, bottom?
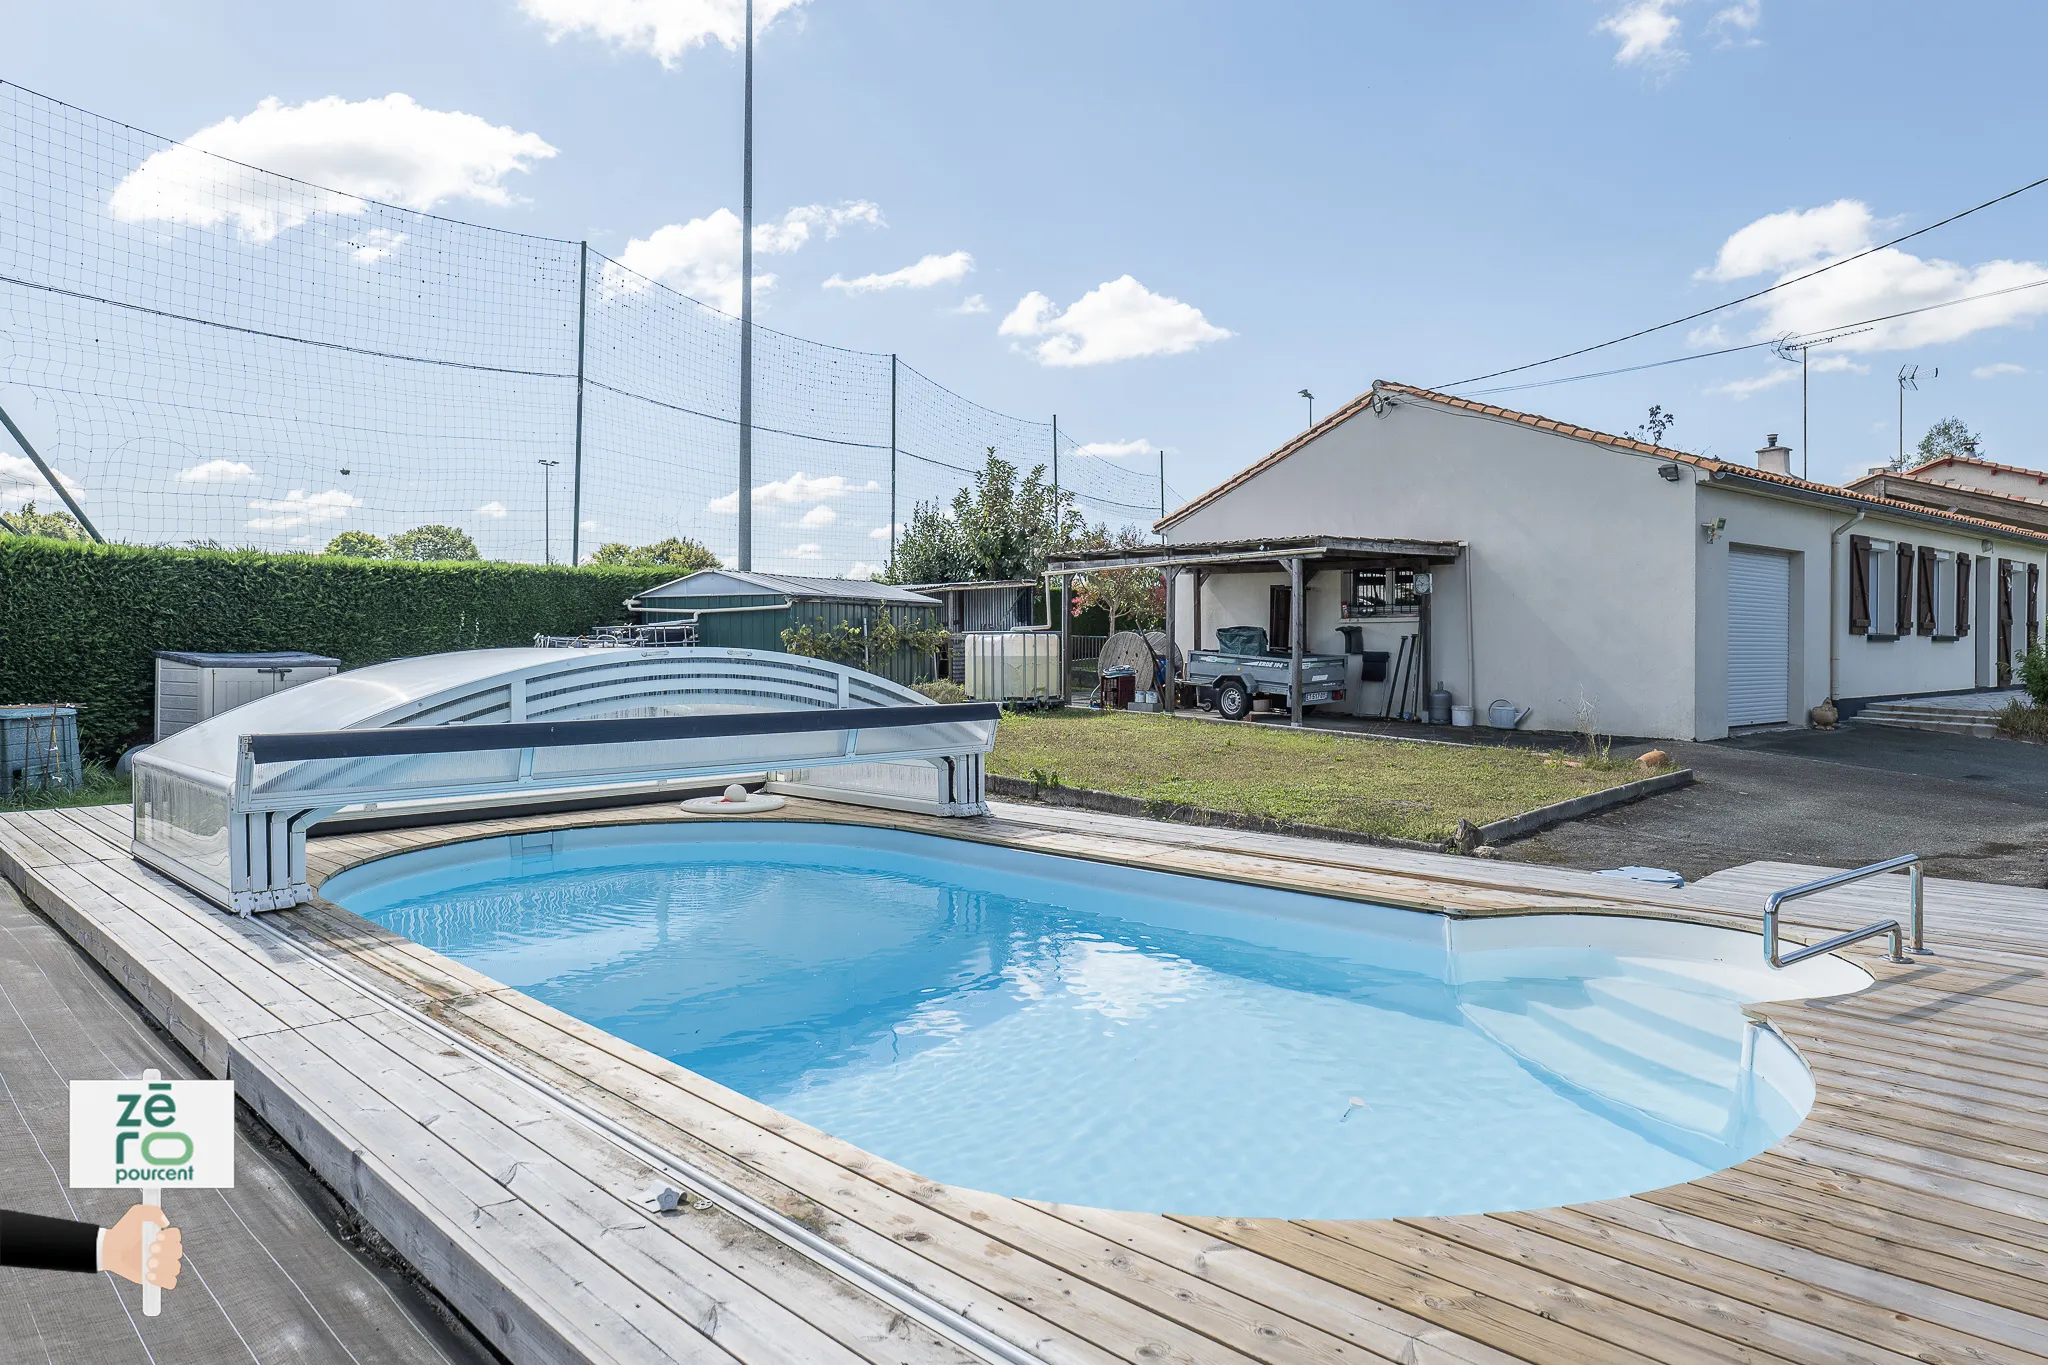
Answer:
1763, 853, 1923, 969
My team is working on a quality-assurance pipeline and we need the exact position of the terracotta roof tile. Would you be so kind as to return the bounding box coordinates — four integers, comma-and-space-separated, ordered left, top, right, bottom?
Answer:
1160, 380, 2048, 547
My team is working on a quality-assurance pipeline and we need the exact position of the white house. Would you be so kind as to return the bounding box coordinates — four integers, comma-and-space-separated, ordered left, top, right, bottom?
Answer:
1145, 381, 2048, 741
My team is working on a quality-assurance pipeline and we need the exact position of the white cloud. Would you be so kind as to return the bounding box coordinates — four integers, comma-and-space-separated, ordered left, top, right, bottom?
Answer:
999, 275, 1230, 367
1709, 352, 1865, 400
1697, 199, 1873, 283
1686, 322, 1730, 347
175, 458, 256, 484
824, 250, 973, 295
1702, 199, 2048, 353
707, 470, 880, 514
0, 453, 85, 510
796, 503, 836, 528
846, 560, 882, 580
519, 0, 809, 67
244, 487, 361, 530
1974, 362, 2027, 379
476, 500, 509, 518
868, 522, 901, 540
1073, 438, 1156, 458
951, 294, 988, 315
1709, 0, 1762, 40
607, 201, 880, 312
754, 201, 882, 253
789, 543, 822, 559
1598, 0, 1687, 67
111, 95, 556, 243
347, 227, 408, 263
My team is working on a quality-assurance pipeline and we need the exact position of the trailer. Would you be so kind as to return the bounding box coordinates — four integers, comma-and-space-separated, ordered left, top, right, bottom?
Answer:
1184, 626, 1347, 721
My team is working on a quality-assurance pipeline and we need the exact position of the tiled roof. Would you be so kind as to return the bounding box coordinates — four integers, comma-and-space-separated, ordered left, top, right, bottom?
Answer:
1159, 380, 2048, 546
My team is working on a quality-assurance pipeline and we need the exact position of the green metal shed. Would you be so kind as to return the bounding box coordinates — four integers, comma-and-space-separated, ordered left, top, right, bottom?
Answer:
627, 570, 944, 685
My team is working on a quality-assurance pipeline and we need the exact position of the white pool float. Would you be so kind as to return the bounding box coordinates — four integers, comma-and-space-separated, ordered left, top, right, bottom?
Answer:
681, 783, 787, 815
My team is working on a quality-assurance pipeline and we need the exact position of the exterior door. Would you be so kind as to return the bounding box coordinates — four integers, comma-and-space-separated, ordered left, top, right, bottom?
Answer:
1727, 548, 1791, 726
1268, 585, 1292, 653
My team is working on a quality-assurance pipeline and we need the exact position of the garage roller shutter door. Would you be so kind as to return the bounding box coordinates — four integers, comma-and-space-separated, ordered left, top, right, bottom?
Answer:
1728, 548, 1790, 726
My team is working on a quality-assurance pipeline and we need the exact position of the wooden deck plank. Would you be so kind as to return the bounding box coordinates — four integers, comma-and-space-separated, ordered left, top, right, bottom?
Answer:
12, 798, 2048, 1365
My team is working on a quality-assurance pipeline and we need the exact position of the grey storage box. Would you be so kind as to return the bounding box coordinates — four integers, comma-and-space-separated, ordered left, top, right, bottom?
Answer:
153, 651, 341, 741
1, 704, 83, 795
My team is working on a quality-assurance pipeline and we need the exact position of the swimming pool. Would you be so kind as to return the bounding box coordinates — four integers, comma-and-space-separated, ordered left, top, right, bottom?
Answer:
323, 822, 1868, 1220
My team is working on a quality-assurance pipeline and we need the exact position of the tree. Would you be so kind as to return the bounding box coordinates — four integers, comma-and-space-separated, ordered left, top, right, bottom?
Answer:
324, 530, 388, 558
387, 524, 480, 561
2, 501, 89, 541
1069, 525, 1164, 636
586, 535, 717, 572
1630, 405, 1677, 447
884, 447, 1087, 584
1906, 416, 1981, 469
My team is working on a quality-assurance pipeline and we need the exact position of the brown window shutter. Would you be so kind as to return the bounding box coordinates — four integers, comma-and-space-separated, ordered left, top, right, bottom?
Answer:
1916, 546, 1938, 634
1958, 552, 1971, 637
1895, 541, 1913, 636
1849, 535, 1871, 635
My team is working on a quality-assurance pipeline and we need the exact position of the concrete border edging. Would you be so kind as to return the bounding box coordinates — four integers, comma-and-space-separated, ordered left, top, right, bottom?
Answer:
986, 768, 1695, 852
985, 775, 1451, 852
1475, 768, 1695, 845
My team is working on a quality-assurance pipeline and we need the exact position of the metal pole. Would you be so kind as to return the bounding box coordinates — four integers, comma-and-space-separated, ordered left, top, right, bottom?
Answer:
737, 0, 755, 571
1288, 556, 1304, 727
1157, 449, 1166, 542
889, 353, 898, 564
1801, 346, 1808, 480
1161, 567, 1176, 717
571, 240, 589, 565
538, 459, 559, 564
0, 400, 102, 542
1051, 413, 1059, 514
1058, 574, 1072, 705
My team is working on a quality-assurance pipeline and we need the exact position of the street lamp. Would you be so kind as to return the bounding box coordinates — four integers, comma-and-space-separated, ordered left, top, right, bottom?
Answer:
538, 459, 560, 564
1299, 388, 1315, 429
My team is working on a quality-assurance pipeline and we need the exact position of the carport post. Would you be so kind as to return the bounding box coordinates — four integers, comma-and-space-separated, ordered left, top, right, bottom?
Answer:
1192, 568, 1204, 650
1161, 567, 1176, 716
1058, 573, 1072, 704
1288, 555, 1305, 727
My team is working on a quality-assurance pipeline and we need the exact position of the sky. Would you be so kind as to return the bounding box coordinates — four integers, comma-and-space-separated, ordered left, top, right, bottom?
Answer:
5, 0, 2048, 535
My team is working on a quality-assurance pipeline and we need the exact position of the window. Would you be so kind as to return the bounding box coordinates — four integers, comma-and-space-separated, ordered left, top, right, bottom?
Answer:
1347, 567, 1420, 619
1931, 552, 1956, 637
1868, 540, 1901, 639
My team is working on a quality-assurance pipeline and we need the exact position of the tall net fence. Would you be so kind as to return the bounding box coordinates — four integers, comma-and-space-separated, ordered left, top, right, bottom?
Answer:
0, 82, 1180, 575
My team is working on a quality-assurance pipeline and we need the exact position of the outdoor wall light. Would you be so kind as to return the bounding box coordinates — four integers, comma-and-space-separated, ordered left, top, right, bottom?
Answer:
1701, 518, 1727, 544
1658, 464, 1682, 481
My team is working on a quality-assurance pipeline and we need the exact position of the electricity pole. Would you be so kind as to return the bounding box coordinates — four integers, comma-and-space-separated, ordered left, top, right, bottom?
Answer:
737, 0, 755, 570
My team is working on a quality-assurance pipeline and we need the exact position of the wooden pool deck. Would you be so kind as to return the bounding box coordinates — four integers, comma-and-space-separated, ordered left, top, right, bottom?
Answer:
2, 796, 2045, 1365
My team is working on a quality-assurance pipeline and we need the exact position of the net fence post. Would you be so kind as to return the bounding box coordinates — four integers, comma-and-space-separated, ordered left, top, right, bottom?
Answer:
1157, 449, 1166, 541
570, 240, 588, 567
889, 353, 898, 566
737, 0, 756, 571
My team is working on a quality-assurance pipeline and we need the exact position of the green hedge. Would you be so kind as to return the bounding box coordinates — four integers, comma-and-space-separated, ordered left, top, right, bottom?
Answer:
0, 538, 675, 759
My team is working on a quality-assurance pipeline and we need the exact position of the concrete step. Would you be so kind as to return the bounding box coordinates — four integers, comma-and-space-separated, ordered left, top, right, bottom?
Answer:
1859, 703, 2005, 719
1857, 715, 2001, 738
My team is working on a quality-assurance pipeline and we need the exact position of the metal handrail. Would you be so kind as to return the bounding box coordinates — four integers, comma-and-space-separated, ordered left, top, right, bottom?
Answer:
1764, 853, 1923, 968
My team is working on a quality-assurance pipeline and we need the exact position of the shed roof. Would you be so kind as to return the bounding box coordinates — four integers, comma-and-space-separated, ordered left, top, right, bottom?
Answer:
897, 579, 1040, 592
1047, 534, 1461, 575
1160, 380, 2048, 547
634, 570, 938, 605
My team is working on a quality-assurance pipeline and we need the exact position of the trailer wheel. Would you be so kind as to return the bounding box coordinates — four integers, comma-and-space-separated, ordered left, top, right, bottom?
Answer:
1216, 680, 1251, 721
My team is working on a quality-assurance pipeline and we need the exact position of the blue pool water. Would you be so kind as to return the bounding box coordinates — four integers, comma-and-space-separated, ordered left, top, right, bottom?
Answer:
327, 823, 1821, 1219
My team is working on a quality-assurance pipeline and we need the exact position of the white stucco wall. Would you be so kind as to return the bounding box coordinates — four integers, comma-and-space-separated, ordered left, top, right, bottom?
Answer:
1167, 398, 1700, 738
1167, 392, 2048, 742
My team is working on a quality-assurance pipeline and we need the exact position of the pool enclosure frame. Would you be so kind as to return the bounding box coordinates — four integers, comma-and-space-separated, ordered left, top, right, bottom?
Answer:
130, 648, 999, 915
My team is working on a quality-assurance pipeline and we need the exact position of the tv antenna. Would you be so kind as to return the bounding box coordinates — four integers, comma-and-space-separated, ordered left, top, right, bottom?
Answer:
1897, 363, 1937, 469
1770, 326, 1871, 479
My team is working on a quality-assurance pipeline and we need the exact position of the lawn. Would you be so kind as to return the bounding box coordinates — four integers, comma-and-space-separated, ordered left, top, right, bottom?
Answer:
988, 709, 1643, 843
1, 762, 130, 813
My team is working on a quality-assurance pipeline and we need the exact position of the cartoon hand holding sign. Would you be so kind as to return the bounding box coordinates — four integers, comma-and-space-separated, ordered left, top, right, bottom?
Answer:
67, 1067, 233, 1314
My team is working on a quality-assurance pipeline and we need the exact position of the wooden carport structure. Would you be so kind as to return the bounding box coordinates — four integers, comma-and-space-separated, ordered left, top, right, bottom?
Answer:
1044, 534, 1463, 725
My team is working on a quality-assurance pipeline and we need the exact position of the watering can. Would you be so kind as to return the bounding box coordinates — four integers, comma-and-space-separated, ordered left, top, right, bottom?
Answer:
1486, 699, 1532, 729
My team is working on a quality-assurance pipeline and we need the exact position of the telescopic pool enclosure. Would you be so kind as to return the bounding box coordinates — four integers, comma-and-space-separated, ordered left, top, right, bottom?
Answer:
130, 647, 999, 914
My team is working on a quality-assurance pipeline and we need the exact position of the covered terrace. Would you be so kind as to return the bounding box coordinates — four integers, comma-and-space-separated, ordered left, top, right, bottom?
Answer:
1045, 534, 1464, 725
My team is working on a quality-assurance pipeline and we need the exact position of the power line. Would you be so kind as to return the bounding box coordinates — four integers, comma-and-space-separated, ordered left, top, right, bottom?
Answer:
1463, 272, 2048, 397
1438, 171, 2048, 389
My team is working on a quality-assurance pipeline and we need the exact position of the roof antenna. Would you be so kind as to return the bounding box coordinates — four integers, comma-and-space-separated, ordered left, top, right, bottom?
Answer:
1896, 364, 1937, 470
